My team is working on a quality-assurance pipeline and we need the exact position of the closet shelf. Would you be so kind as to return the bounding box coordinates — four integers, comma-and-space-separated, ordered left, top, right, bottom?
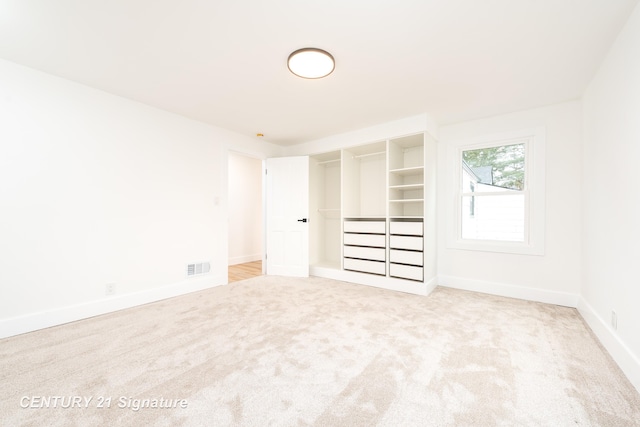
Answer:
343, 215, 387, 219
354, 151, 385, 159
389, 166, 424, 176
389, 184, 424, 191
316, 158, 341, 165
389, 199, 424, 203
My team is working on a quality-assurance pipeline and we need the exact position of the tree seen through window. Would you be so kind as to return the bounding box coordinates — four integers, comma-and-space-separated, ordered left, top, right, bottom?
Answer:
462, 143, 525, 191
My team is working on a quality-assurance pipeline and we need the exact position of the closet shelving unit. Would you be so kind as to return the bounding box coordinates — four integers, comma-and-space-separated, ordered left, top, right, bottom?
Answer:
308, 132, 436, 295
388, 134, 425, 218
387, 134, 425, 281
342, 141, 387, 219
341, 141, 387, 276
309, 151, 342, 269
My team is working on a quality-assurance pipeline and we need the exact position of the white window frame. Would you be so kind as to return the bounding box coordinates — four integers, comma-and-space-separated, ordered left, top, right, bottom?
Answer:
446, 127, 545, 256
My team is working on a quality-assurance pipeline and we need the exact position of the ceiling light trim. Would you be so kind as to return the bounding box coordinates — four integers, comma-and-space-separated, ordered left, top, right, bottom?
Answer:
287, 48, 335, 79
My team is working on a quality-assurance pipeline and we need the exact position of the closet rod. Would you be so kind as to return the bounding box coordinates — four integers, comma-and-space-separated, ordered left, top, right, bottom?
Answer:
316, 158, 341, 165
354, 151, 385, 159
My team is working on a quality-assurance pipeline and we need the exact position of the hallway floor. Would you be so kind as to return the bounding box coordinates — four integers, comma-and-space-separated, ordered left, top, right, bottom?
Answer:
228, 260, 262, 283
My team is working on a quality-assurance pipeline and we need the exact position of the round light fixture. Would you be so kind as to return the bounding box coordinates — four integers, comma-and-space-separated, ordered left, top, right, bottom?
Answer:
287, 48, 335, 79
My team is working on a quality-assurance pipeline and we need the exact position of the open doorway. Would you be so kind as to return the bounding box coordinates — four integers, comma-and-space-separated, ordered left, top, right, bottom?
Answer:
227, 151, 264, 283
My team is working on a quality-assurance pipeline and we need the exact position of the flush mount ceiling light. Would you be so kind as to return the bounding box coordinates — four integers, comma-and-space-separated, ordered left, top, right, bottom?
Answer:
287, 48, 335, 79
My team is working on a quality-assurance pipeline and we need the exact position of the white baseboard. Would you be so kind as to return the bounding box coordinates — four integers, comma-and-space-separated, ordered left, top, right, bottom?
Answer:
0, 274, 227, 339
311, 265, 436, 297
578, 298, 640, 394
437, 275, 580, 307
228, 254, 262, 265
424, 276, 438, 295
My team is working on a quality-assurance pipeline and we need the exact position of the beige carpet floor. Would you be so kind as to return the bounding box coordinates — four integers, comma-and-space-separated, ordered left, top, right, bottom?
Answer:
1, 275, 639, 426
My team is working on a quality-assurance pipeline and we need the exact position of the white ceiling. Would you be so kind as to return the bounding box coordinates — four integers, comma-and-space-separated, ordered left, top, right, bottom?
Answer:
1, 0, 638, 145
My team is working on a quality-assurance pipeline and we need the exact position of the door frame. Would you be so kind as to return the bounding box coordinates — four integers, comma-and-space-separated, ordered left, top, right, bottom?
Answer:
226, 148, 267, 278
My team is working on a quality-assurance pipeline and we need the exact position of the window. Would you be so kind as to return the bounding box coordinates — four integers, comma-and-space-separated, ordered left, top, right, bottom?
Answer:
461, 142, 526, 242
447, 127, 545, 255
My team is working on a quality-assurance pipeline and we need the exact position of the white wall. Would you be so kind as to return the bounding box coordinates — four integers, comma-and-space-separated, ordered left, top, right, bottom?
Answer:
0, 59, 282, 338
284, 113, 438, 157
228, 152, 263, 265
437, 101, 583, 306
581, 2, 640, 391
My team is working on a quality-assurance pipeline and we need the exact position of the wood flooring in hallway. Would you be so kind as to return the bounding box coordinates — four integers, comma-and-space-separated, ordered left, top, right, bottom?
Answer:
228, 260, 262, 283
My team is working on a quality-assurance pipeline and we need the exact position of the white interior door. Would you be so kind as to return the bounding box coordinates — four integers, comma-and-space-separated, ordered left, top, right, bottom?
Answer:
266, 156, 309, 277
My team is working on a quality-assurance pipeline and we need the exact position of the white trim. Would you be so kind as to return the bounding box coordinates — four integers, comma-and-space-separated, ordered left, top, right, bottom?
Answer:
446, 127, 546, 256
0, 274, 226, 339
577, 298, 640, 394
437, 275, 579, 307
311, 266, 437, 297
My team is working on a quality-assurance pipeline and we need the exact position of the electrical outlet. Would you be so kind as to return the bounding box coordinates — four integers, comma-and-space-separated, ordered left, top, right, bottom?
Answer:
611, 310, 617, 330
105, 283, 116, 296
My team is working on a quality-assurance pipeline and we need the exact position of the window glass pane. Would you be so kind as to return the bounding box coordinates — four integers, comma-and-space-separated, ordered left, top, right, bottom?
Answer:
461, 194, 525, 242
462, 143, 525, 191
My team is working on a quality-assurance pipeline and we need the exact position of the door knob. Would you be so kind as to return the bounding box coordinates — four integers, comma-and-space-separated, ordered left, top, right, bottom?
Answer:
297, 218, 308, 223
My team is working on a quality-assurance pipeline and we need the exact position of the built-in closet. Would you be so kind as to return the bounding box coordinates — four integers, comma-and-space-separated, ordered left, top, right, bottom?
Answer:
309, 132, 437, 296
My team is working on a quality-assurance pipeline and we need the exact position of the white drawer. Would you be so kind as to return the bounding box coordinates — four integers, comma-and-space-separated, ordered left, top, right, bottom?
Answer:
389, 249, 423, 266
390, 221, 423, 236
344, 246, 386, 261
344, 233, 386, 248
390, 263, 423, 281
344, 258, 386, 275
389, 235, 423, 251
343, 220, 386, 234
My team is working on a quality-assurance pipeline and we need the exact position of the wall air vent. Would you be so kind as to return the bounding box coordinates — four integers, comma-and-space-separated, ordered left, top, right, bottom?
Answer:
187, 262, 211, 277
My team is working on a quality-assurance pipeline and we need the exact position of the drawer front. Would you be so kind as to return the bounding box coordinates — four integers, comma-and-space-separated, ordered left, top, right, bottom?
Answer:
343, 220, 386, 234
344, 258, 386, 275
389, 235, 423, 251
390, 264, 423, 281
344, 233, 386, 248
390, 221, 423, 236
389, 249, 423, 266
344, 246, 386, 262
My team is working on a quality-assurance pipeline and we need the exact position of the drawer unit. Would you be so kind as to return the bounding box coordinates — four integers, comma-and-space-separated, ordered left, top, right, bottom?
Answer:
343, 245, 386, 262
389, 235, 423, 251
342, 218, 425, 282
388, 219, 424, 282
389, 249, 423, 266
343, 220, 386, 234
390, 263, 423, 281
344, 233, 386, 248
389, 221, 423, 236
343, 218, 386, 276
344, 258, 386, 276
